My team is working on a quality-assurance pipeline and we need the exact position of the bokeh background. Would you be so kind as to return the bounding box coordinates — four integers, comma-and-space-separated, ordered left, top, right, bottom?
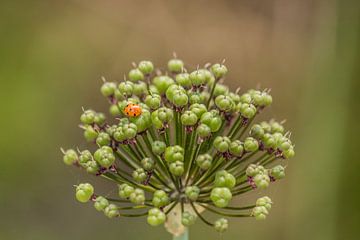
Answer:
1, 0, 359, 239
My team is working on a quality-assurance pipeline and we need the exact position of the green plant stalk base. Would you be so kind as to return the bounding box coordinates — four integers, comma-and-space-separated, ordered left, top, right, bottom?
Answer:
173, 228, 188, 240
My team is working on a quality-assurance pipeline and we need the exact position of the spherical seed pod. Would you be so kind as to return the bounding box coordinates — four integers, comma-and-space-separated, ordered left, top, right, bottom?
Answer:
200, 91, 210, 103
239, 103, 257, 119
83, 125, 98, 142
262, 93, 272, 106
181, 111, 198, 126
94, 112, 106, 126
189, 70, 207, 87
211, 63, 228, 79
109, 104, 121, 116
260, 121, 272, 133
210, 187, 232, 208
156, 107, 174, 123
96, 132, 111, 146
104, 204, 119, 218
152, 190, 169, 208
175, 73, 191, 88
122, 123, 138, 139
229, 140, 244, 157
101, 81, 117, 97
270, 120, 284, 134
168, 58, 184, 73
112, 126, 126, 142
169, 160, 185, 176
94, 196, 109, 212
145, 94, 161, 110
166, 84, 185, 102
188, 91, 202, 104
164, 145, 184, 163
196, 123, 212, 139
138, 60, 154, 75
215, 95, 235, 112
200, 110, 222, 132
132, 168, 147, 183
152, 76, 174, 95
196, 153, 213, 170
128, 68, 144, 82
213, 84, 229, 97
84, 160, 100, 174
244, 137, 259, 152
133, 81, 148, 96
198, 69, 214, 84
214, 218, 229, 233
246, 164, 266, 177
253, 173, 270, 189
129, 188, 146, 205
75, 183, 94, 203
239, 93, 252, 104
256, 196, 272, 210
282, 146, 295, 159
213, 136, 231, 153
252, 206, 268, 220
172, 91, 189, 107
118, 183, 135, 199
141, 157, 155, 171
271, 165, 285, 180
78, 150, 92, 166
147, 208, 166, 226
93, 146, 115, 168
130, 110, 152, 133
214, 170, 236, 189
151, 140, 166, 155
63, 149, 78, 165
261, 133, 276, 149
118, 81, 134, 97
189, 103, 207, 119
181, 211, 196, 226
250, 124, 265, 139
228, 92, 241, 104
80, 109, 96, 125
185, 186, 200, 201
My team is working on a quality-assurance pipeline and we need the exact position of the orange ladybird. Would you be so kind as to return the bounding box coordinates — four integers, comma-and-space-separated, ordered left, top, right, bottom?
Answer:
123, 103, 142, 117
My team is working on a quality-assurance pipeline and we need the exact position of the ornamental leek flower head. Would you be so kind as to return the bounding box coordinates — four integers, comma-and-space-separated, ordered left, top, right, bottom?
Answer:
62, 56, 295, 236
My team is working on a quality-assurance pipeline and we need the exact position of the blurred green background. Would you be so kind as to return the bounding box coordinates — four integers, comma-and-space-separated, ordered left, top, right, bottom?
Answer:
1, 0, 359, 239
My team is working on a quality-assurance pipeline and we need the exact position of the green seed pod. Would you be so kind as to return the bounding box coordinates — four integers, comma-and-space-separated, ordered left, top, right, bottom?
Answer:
132, 168, 147, 183
84, 160, 100, 174
252, 206, 269, 220
261, 133, 276, 149
156, 107, 174, 123
181, 111, 198, 126
270, 165, 285, 180
214, 170, 236, 189
211, 63, 228, 79
196, 153, 213, 170
256, 196, 272, 210
229, 140, 244, 157
94, 196, 109, 212
147, 208, 166, 226
244, 137, 259, 152
78, 150, 92, 166
164, 145, 184, 163
188, 91, 202, 104
152, 190, 169, 208
130, 110, 152, 133
175, 73, 191, 88
80, 109, 96, 125
122, 123, 138, 139
253, 173, 270, 189
129, 188, 146, 205
118, 81, 134, 97
181, 211, 196, 226
128, 68, 144, 82
141, 157, 155, 171
93, 146, 115, 168
168, 59, 184, 73
145, 94, 161, 110
189, 70, 207, 87
282, 146, 295, 159
172, 91, 189, 107
109, 104, 121, 116
278, 138, 292, 151
250, 124, 265, 139
189, 103, 207, 119
133, 81, 148, 96
104, 204, 119, 218
262, 93, 272, 106
214, 218, 228, 233
239, 93, 252, 104
200, 91, 210, 103
84, 125, 98, 142
246, 164, 266, 177
213, 84, 229, 97
200, 110, 222, 132
151, 140, 166, 155
75, 183, 94, 203
196, 123, 212, 138
94, 112, 105, 126
152, 76, 174, 95
63, 149, 78, 165
213, 136, 231, 153
100, 81, 117, 97
215, 95, 235, 112
169, 160, 184, 176
270, 120, 284, 134
166, 84, 185, 102
228, 92, 241, 104
185, 186, 200, 201
113, 126, 126, 142
198, 69, 213, 84
96, 132, 111, 146
260, 121, 272, 133
239, 103, 257, 119
210, 187, 232, 208
118, 183, 135, 199
138, 60, 154, 75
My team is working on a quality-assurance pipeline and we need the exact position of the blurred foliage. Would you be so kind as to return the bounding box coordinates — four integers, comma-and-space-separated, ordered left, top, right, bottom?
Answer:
0, 0, 359, 239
